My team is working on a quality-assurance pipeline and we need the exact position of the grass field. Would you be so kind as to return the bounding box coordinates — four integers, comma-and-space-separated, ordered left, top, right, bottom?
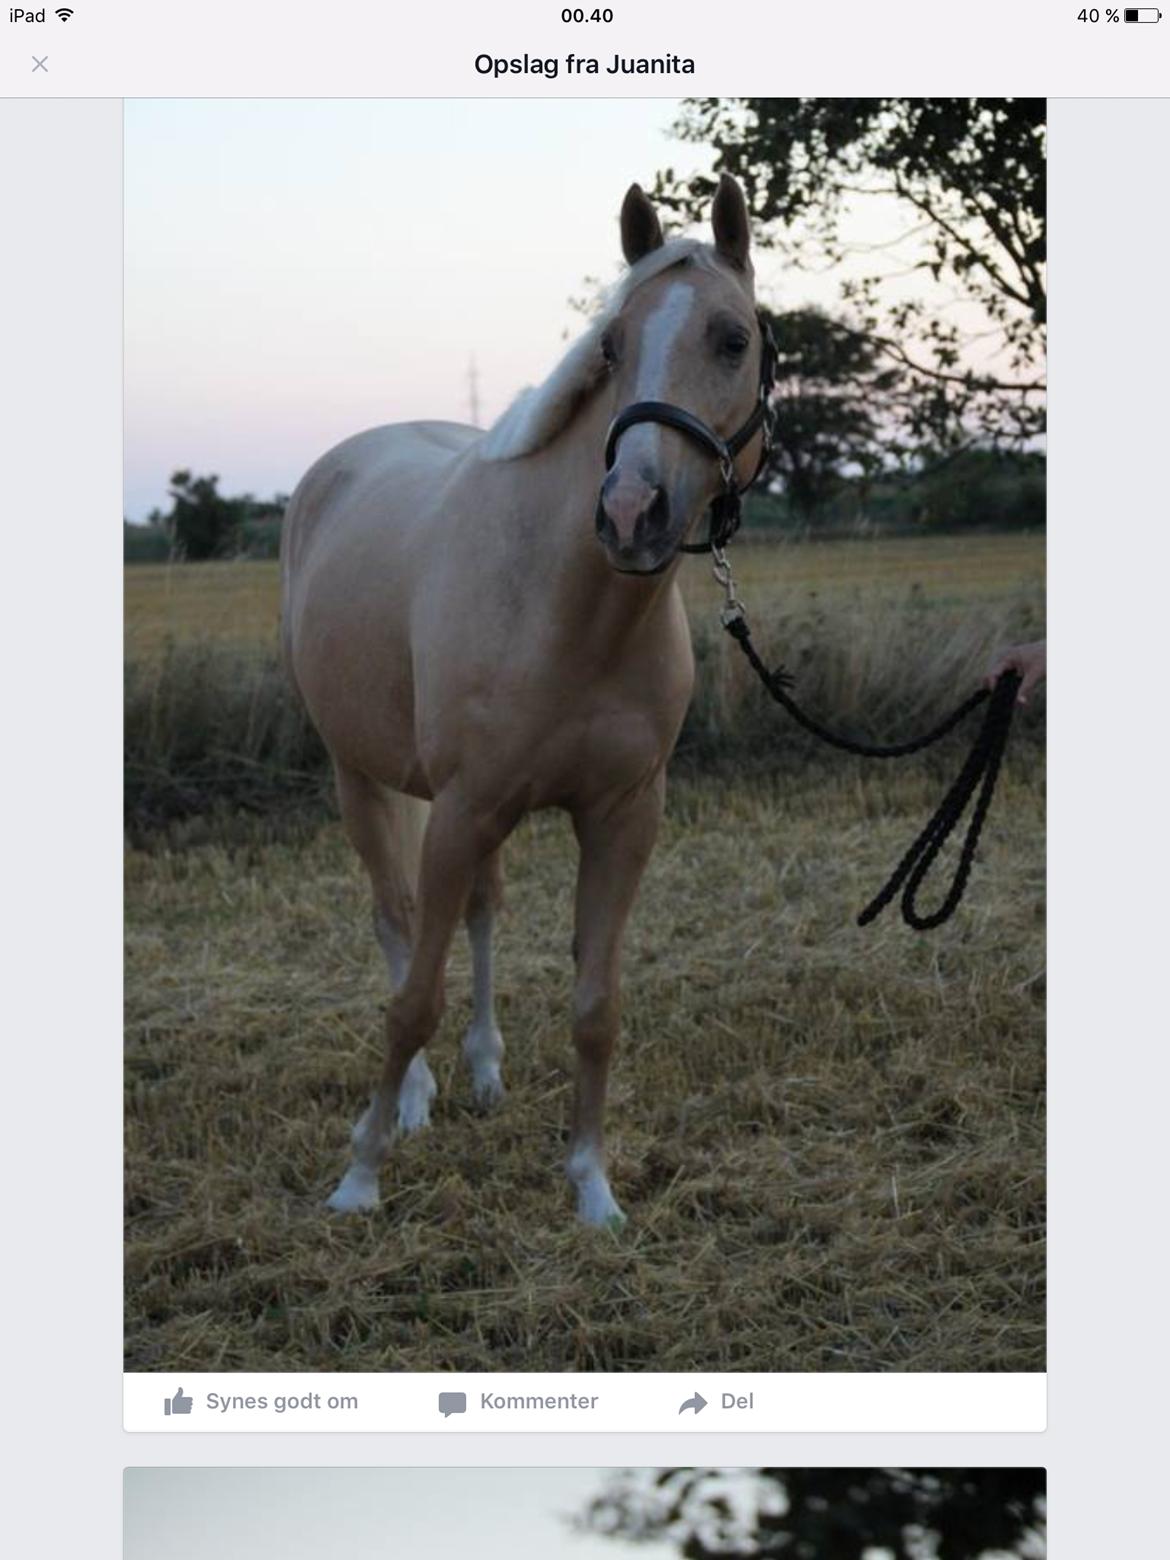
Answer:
125, 532, 1043, 658
124, 532, 1045, 1372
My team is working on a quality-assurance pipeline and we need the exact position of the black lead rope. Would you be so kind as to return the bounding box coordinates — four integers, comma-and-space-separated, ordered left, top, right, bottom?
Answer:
598, 302, 1021, 929
720, 612, 1022, 930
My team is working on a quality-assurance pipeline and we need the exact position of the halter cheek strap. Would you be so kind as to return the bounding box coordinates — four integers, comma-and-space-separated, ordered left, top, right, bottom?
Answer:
599, 312, 777, 554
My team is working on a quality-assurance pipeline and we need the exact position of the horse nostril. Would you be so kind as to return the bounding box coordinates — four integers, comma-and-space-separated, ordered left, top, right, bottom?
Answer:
598, 473, 668, 557
634, 485, 669, 545
595, 495, 619, 547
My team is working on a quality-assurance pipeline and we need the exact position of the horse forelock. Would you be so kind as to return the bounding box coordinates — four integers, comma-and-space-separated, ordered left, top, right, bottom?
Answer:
478, 239, 741, 463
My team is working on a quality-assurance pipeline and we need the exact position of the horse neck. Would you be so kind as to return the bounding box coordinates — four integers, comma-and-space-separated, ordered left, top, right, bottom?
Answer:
524, 389, 685, 650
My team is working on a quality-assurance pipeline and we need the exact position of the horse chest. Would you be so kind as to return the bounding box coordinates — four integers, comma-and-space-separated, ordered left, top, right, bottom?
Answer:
510, 688, 680, 809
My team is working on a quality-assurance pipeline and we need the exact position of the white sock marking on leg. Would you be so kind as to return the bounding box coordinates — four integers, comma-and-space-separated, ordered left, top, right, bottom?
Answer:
397, 1051, 437, 1132
326, 1163, 380, 1213
567, 1144, 626, 1227
464, 902, 505, 1104
327, 1099, 393, 1212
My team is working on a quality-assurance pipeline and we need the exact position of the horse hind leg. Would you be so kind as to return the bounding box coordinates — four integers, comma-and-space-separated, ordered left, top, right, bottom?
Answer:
331, 784, 512, 1216
329, 768, 434, 1214
463, 849, 505, 1106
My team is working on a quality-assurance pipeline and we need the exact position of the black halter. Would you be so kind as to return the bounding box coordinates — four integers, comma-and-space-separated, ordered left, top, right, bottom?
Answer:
599, 311, 777, 554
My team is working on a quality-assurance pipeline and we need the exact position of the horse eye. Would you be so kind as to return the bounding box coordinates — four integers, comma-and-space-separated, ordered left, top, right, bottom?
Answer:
600, 331, 617, 367
723, 331, 750, 357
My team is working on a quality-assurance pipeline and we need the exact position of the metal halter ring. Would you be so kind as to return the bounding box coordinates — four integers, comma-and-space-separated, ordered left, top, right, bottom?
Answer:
711, 546, 746, 627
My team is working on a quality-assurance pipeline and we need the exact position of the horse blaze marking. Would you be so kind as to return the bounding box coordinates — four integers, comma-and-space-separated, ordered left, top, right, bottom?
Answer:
627, 281, 696, 461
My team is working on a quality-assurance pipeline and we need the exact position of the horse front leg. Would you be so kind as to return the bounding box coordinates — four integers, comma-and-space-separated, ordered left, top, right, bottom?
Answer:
567, 774, 664, 1227
328, 786, 507, 1213
462, 849, 506, 1106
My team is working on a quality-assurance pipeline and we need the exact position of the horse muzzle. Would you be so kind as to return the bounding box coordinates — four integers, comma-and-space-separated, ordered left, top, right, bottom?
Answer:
595, 470, 676, 574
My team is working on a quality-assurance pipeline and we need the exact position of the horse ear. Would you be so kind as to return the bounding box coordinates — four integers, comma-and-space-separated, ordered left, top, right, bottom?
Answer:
712, 173, 751, 269
620, 184, 664, 265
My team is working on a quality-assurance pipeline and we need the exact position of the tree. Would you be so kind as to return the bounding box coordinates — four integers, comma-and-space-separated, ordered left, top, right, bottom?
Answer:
582, 1467, 1046, 1560
763, 306, 900, 517
654, 99, 1046, 462
164, 470, 245, 561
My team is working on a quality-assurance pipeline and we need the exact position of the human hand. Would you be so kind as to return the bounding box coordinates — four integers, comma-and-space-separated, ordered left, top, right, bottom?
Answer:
985, 639, 1046, 704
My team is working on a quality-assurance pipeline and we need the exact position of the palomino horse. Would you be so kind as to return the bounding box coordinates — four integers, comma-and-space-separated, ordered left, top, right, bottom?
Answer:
281, 175, 771, 1224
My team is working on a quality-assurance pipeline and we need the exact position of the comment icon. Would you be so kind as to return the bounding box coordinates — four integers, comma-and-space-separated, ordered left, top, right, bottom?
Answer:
437, 1391, 467, 1418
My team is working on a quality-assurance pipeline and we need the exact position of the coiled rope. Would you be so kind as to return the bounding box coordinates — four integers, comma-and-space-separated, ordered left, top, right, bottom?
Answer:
721, 611, 1022, 931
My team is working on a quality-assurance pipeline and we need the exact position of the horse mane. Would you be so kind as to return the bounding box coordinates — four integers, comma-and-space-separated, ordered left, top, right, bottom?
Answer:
478, 238, 728, 463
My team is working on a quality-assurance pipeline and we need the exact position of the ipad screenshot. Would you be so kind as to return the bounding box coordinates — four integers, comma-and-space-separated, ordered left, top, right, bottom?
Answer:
3, 2, 1165, 1556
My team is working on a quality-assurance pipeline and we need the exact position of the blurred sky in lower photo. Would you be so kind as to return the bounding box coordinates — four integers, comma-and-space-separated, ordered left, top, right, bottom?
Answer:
124, 1467, 677, 1560
123, 98, 974, 520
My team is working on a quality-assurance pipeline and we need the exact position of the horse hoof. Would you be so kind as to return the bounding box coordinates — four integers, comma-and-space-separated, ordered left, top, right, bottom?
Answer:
397, 1053, 437, 1133
326, 1167, 380, 1213
471, 1068, 506, 1109
576, 1181, 627, 1229
464, 1025, 505, 1107
396, 1095, 433, 1134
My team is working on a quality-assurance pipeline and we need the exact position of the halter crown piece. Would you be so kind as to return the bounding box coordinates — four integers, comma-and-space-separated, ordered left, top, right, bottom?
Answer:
600, 311, 778, 554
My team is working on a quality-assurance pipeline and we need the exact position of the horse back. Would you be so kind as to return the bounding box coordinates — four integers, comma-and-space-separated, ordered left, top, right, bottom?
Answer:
284, 421, 475, 564
281, 421, 477, 641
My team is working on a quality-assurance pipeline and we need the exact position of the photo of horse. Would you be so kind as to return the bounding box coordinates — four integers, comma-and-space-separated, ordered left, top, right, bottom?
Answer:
284, 176, 778, 1225
125, 99, 1045, 1373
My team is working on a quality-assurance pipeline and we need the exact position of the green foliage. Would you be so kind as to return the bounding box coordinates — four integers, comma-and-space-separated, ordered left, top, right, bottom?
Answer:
743, 450, 1045, 536
763, 306, 895, 515
126, 476, 287, 562
165, 470, 245, 561
655, 98, 1046, 488
910, 450, 1046, 532
584, 1468, 1045, 1560
240, 515, 284, 559
123, 520, 171, 563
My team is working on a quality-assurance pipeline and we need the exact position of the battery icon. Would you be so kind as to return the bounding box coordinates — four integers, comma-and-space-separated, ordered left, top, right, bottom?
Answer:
1123, 7, 1162, 18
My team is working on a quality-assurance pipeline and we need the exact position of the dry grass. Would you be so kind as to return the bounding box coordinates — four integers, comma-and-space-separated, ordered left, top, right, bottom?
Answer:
124, 533, 1045, 829
125, 532, 1043, 659
124, 532, 1045, 1372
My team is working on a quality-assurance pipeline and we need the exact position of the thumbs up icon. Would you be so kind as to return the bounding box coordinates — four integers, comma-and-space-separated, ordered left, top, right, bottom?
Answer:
163, 1386, 194, 1416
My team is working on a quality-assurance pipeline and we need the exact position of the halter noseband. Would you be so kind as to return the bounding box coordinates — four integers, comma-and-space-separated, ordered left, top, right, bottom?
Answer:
598, 311, 777, 555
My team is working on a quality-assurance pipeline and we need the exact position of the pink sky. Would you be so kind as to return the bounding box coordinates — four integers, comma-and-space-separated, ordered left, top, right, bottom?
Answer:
124, 98, 1017, 519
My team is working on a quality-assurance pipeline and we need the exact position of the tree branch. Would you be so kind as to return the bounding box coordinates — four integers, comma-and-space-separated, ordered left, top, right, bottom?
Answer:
892, 177, 1036, 315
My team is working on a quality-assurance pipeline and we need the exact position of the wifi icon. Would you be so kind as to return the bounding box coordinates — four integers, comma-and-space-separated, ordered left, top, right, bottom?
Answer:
56, 6, 74, 18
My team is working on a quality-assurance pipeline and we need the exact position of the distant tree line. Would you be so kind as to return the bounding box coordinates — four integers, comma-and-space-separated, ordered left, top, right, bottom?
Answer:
125, 470, 288, 563
124, 443, 1042, 565
754, 305, 1043, 529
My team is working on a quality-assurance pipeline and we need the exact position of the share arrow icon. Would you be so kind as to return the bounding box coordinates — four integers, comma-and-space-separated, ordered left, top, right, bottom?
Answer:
678, 1390, 708, 1415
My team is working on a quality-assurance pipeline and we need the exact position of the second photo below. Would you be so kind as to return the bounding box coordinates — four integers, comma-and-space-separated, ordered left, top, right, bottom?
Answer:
124, 1466, 1049, 1559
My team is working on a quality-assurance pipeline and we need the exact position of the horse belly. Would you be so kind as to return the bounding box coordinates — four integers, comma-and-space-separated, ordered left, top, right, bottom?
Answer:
283, 427, 471, 797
